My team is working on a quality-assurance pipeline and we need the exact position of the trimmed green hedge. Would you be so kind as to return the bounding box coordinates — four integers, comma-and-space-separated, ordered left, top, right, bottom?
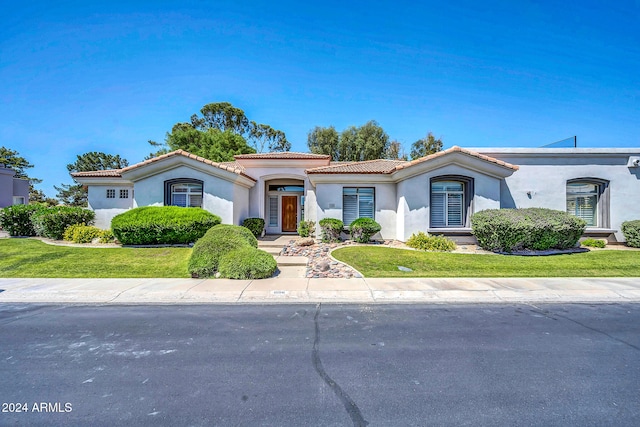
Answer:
242, 217, 265, 237
319, 218, 343, 243
63, 223, 114, 244
471, 208, 586, 252
0, 204, 45, 236
621, 220, 640, 248
32, 206, 95, 240
188, 224, 258, 277
111, 206, 220, 245
406, 232, 456, 252
581, 238, 606, 248
349, 217, 381, 243
218, 246, 277, 279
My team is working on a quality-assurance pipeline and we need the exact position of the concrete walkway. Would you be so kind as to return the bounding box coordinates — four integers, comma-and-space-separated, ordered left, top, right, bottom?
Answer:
1, 277, 639, 304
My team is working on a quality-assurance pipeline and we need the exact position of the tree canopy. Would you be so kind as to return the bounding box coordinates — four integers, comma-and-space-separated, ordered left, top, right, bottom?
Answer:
410, 132, 443, 159
149, 102, 290, 160
307, 121, 390, 162
56, 152, 129, 206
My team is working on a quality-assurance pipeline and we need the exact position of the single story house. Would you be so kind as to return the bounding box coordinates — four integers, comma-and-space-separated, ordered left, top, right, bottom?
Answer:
0, 164, 29, 208
71, 146, 640, 243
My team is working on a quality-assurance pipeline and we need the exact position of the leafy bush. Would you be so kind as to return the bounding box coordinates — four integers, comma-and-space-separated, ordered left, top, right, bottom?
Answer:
62, 223, 101, 243
188, 224, 258, 277
31, 206, 95, 240
406, 232, 456, 252
319, 218, 343, 243
98, 230, 115, 243
297, 220, 315, 237
0, 204, 44, 236
471, 208, 586, 252
621, 220, 640, 248
242, 217, 265, 237
349, 217, 381, 243
581, 238, 606, 248
218, 247, 277, 279
63, 223, 114, 244
111, 206, 220, 245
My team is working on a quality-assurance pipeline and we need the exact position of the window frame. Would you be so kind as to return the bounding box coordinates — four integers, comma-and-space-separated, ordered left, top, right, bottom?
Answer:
164, 179, 204, 208
430, 175, 474, 228
119, 189, 129, 199
342, 187, 375, 226
566, 178, 609, 228
106, 189, 116, 199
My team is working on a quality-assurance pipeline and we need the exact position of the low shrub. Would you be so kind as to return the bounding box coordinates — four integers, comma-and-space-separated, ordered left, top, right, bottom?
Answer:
349, 217, 381, 243
111, 206, 220, 245
621, 220, 640, 248
218, 247, 277, 279
319, 218, 343, 243
471, 208, 586, 252
242, 217, 265, 237
187, 224, 258, 277
406, 232, 457, 252
581, 238, 606, 248
0, 204, 44, 236
98, 229, 115, 243
32, 206, 95, 240
297, 220, 315, 237
63, 223, 102, 243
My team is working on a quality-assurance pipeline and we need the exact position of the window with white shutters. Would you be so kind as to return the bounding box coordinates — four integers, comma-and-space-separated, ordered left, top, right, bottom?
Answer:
343, 187, 374, 226
566, 180, 607, 227
431, 181, 464, 227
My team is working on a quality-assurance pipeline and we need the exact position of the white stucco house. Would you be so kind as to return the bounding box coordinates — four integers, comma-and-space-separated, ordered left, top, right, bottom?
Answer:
0, 164, 29, 208
71, 146, 640, 243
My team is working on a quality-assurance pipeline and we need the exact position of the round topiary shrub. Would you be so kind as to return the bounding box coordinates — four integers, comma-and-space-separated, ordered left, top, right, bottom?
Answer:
471, 208, 586, 252
621, 220, 640, 248
242, 217, 265, 237
31, 206, 95, 240
111, 206, 221, 245
406, 231, 456, 252
218, 247, 277, 279
0, 204, 45, 236
188, 224, 258, 277
348, 217, 381, 243
319, 218, 343, 243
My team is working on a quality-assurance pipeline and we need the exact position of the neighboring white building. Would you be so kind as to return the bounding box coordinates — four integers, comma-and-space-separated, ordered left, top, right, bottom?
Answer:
0, 164, 29, 208
71, 147, 640, 243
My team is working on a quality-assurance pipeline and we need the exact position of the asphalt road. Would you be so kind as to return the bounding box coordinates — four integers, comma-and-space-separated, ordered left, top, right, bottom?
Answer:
0, 303, 638, 426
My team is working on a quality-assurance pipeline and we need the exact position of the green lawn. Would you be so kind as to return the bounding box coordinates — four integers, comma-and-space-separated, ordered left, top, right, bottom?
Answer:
332, 246, 640, 277
0, 239, 191, 278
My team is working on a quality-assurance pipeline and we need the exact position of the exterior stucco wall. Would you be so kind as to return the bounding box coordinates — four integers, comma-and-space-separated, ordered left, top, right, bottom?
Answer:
133, 165, 237, 224
396, 164, 501, 241
243, 167, 310, 220
313, 182, 397, 240
486, 152, 640, 241
1, 167, 29, 208
86, 184, 134, 229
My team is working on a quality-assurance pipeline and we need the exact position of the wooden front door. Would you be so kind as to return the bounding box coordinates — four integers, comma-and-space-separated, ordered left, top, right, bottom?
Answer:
281, 196, 298, 232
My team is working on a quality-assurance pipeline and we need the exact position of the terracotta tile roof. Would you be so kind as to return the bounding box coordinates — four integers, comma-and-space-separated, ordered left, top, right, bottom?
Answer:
306, 159, 408, 174
306, 146, 519, 175
234, 152, 331, 160
71, 169, 123, 178
395, 146, 519, 171
72, 150, 255, 181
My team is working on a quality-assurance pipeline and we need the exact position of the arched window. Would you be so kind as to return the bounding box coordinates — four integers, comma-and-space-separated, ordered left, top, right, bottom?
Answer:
164, 179, 203, 208
430, 176, 474, 228
566, 179, 609, 227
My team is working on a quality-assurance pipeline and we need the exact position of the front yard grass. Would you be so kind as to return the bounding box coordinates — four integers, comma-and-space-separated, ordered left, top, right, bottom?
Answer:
332, 246, 640, 277
0, 239, 191, 278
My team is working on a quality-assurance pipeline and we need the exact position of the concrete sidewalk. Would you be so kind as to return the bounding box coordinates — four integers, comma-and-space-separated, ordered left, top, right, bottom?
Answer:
1, 276, 639, 304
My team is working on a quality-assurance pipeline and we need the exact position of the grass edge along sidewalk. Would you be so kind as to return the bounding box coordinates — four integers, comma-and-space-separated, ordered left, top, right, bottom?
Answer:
2, 238, 640, 279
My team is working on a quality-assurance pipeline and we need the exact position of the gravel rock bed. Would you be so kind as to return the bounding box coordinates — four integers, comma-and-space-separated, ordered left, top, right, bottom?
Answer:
280, 239, 408, 279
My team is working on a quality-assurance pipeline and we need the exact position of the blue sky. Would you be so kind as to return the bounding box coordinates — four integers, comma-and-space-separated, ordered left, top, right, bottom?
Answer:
1, 0, 638, 197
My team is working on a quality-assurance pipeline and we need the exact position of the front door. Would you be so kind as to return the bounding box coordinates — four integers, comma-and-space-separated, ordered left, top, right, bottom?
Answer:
281, 196, 297, 232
